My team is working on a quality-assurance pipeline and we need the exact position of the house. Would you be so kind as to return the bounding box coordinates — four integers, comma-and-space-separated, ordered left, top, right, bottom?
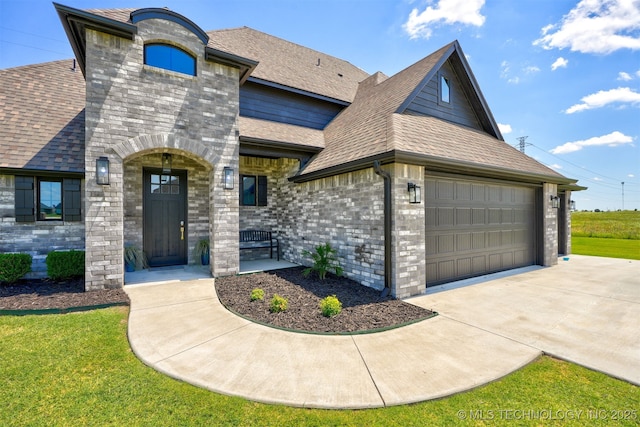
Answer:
0, 4, 583, 298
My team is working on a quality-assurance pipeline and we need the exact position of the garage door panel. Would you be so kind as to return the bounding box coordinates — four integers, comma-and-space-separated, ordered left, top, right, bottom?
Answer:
426, 176, 536, 286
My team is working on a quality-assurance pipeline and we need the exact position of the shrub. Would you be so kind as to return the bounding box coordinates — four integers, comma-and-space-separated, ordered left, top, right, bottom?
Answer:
269, 294, 288, 313
0, 253, 32, 284
302, 242, 343, 280
319, 295, 342, 318
46, 250, 84, 281
250, 288, 265, 301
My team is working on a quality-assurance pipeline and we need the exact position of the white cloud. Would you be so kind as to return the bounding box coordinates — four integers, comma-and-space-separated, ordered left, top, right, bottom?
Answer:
404, 0, 486, 39
533, 0, 640, 54
550, 131, 634, 154
565, 87, 640, 114
593, 177, 603, 181
629, 174, 636, 178
549, 163, 563, 170
524, 65, 541, 74
498, 123, 512, 134
637, 69, 640, 78
617, 71, 633, 81
551, 57, 568, 70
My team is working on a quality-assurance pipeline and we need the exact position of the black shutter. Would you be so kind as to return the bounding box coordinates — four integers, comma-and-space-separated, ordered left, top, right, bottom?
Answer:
15, 176, 35, 222
257, 175, 268, 206
63, 178, 81, 221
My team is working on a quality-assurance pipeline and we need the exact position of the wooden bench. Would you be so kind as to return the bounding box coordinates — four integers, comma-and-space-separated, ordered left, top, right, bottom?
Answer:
239, 230, 279, 261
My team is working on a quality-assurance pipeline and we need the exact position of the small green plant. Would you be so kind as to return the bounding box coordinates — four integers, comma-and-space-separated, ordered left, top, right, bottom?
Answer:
46, 250, 84, 280
302, 242, 343, 280
269, 294, 288, 313
193, 238, 210, 265
0, 253, 32, 284
319, 295, 342, 318
124, 244, 148, 271
250, 288, 265, 301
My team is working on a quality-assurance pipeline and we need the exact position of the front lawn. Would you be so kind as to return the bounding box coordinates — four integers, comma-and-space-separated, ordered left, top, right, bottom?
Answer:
572, 236, 640, 260
1, 307, 638, 426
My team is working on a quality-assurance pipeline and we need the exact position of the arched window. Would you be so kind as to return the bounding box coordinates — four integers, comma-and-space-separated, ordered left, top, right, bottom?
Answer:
144, 43, 196, 76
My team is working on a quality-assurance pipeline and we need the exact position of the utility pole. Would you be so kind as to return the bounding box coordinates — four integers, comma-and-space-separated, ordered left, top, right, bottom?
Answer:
622, 182, 625, 210
516, 136, 528, 153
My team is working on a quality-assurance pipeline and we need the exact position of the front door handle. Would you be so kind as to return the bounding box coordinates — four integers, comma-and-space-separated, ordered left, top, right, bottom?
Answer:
180, 221, 185, 240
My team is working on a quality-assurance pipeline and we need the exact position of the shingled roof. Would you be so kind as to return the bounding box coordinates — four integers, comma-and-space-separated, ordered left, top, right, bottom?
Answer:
207, 27, 368, 103
296, 41, 569, 183
0, 60, 85, 173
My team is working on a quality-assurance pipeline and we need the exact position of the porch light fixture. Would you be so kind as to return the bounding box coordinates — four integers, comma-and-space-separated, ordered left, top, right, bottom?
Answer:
550, 195, 559, 209
408, 182, 421, 204
161, 153, 172, 174
570, 200, 576, 211
96, 157, 110, 185
223, 167, 234, 190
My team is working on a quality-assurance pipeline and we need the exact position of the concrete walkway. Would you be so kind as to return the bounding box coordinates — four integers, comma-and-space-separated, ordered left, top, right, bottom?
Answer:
125, 255, 639, 409
409, 255, 640, 386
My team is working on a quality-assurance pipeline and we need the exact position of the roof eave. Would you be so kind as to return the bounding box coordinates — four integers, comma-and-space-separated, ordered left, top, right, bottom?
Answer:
240, 137, 322, 160
54, 3, 137, 77
246, 77, 351, 106
394, 150, 576, 185
291, 149, 578, 185
204, 47, 258, 84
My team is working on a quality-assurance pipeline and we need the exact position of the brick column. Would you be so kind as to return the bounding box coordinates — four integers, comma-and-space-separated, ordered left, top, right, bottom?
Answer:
542, 182, 558, 267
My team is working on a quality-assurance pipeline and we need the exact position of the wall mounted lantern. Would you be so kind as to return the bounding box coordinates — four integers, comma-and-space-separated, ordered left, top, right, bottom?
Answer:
550, 195, 559, 209
96, 157, 110, 185
161, 153, 172, 174
408, 182, 421, 204
223, 167, 234, 190
570, 200, 576, 211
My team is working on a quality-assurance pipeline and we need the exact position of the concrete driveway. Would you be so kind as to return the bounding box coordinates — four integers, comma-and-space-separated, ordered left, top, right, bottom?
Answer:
408, 255, 640, 385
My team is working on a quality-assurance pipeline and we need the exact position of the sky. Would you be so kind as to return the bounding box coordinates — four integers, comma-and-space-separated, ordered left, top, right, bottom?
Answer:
1, 0, 639, 211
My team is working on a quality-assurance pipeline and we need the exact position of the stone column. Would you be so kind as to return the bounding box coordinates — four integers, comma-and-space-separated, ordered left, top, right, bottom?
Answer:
542, 182, 558, 267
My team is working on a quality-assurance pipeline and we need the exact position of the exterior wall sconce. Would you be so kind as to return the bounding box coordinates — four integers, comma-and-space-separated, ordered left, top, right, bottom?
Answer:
570, 200, 576, 211
161, 153, 172, 174
223, 167, 234, 190
96, 157, 110, 185
408, 182, 421, 204
550, 195, 559, 209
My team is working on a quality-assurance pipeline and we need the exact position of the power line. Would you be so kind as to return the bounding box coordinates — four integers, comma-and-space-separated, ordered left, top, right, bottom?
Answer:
0, 26, 67, 44
528, 143, 638, 185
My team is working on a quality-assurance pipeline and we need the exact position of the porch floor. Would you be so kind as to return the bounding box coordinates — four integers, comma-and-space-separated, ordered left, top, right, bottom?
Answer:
124, 259, 299, 286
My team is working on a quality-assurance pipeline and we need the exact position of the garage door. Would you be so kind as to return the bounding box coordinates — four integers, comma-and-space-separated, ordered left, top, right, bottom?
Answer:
425, 176, 537, 287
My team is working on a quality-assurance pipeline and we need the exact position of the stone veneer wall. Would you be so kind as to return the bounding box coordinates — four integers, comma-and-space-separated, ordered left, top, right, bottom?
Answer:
391, 163, 426, 298
84, 18, 240, 290
0, 174, 85, 278
542, 182, 559, 267
279, 163, 387, 291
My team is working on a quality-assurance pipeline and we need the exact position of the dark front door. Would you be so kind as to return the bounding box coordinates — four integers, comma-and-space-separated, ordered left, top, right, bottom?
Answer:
143, 168, 188, 267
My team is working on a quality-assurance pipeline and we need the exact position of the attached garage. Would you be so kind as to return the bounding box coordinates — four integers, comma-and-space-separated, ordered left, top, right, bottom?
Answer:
425, 175, 537, 287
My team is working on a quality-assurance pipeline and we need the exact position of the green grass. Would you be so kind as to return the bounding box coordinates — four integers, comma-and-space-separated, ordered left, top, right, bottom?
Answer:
571, 211, 640, 260
572, 237, 640, 260
1, 308, 638, 426
572, 211, 640, 240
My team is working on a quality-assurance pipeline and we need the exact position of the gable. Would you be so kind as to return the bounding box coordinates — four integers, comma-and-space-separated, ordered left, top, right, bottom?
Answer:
404, 59, 483, 131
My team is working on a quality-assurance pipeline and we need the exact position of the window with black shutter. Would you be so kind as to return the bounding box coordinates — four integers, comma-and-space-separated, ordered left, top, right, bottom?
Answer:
15, 176, 35, 222
14, 175, 81, 222
63, 178, 81, 221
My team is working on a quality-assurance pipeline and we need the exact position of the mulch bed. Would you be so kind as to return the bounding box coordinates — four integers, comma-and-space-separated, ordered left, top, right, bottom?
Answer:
216, 267, 435, 333
0, 277, 130, 311
1, 268, 434, 334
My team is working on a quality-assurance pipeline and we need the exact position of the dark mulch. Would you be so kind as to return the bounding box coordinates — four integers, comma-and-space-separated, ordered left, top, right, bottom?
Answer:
216, 267, 435, 333
0, 277, 130, 311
